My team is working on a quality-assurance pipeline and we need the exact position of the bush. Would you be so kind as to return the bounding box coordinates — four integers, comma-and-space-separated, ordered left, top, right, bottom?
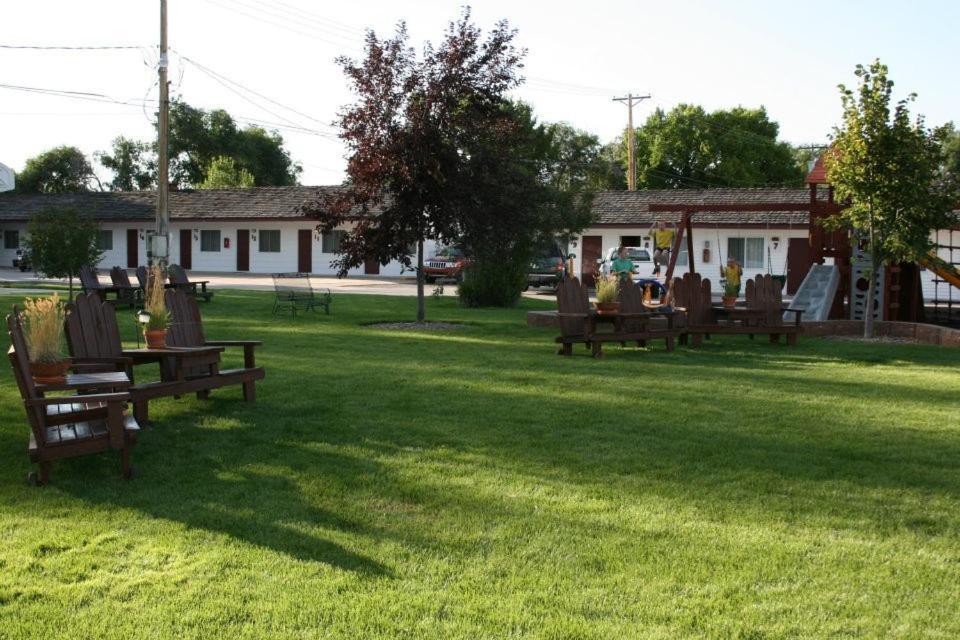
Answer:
458, 259, 528, 307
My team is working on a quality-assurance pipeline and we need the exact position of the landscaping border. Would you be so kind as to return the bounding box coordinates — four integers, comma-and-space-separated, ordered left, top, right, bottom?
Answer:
526, 311, 960, 347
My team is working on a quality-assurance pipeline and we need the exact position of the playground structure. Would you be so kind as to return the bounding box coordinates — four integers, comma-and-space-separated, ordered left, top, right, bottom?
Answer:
645, 162, 960, 326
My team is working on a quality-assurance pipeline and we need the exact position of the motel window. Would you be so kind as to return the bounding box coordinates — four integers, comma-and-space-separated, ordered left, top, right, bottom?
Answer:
200, 230, 221, 252
322, 230, 346, 253
675, 243, 688, 266
97, 229, 113, 251
4, 230, 19, 250
259, 230, 281, 252
727, 237, 764, 269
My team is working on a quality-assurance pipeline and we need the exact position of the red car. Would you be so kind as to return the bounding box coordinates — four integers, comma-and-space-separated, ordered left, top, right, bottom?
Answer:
423, 247, 470, 283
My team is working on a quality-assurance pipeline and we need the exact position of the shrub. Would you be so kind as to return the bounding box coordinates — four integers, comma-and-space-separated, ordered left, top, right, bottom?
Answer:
22, 294, 66, 363
458, 259, 528, 308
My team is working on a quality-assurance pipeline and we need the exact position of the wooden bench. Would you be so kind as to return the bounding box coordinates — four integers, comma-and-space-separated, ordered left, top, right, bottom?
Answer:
272, 272, 331, 315
671, 272, 802, 346
65, 293, 241, 425
165, 289, 264, 401
168, 264, 213, 302
7, 311, 139, 485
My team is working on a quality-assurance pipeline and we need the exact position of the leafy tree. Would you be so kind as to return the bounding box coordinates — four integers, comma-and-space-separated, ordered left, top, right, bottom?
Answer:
93, 102, 301, 190
97, 137, 156, 191
942, 122, 960, 181
167, 101, 301, 188
200, 156, 256, 189
16, 146, 102, 194
629, 104, 804, 188
540, 121, 620, 191
304, 10, 525, 321
24, 210, 104, 300
458, 101, 593, 306
826, 60, 959, 337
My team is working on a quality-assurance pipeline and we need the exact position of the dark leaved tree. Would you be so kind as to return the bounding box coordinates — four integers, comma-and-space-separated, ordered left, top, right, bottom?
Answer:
303, 10, 525, 321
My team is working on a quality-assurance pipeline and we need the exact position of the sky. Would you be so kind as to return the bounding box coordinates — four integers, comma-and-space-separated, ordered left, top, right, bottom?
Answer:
1, 0, 958, 187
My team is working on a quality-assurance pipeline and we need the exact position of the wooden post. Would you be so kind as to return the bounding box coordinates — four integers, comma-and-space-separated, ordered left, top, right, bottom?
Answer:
685, 213, 695, 276
155, 0, 170, 271
664, 212, 689, 283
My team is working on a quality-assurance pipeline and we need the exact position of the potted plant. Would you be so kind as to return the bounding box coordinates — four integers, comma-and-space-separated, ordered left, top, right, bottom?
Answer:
722, 279, 740, 308
22, 294, 70, 384
594, 272, 621, 315
140, 265, 170, 349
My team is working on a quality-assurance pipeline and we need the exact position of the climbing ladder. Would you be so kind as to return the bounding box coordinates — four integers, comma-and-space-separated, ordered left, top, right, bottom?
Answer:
785, 264, 839, 322
928, 228, 960, 326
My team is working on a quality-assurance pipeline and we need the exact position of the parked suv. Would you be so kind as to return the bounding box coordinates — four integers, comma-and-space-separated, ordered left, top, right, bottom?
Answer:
527, 244, 569, 290
423, 246, 470, 283
598, 246, 652, 277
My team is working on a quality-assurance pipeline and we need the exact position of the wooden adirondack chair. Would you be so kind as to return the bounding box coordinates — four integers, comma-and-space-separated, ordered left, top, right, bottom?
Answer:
65, 293, 236, 424
109, 267, 142, 306
744, 274, 803, 345
168, 264, 213, 302
7, 312, 139, 485
79, 265, 135, 306
136, 266, 177, 292
670, 272, 713, 346
555, 276, 595, 356
164, 289, 264, 401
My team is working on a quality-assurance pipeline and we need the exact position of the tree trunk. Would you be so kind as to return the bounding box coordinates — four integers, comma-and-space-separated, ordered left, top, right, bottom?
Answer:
863, 224, 878, 339
416, 237, 425, 323
68, 275, 74, 303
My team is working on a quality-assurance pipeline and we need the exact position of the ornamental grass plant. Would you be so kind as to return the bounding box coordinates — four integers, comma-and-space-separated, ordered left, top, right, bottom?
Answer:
144, 265, 170, 331
594, 273, 620, 303
21, 293, 66, 363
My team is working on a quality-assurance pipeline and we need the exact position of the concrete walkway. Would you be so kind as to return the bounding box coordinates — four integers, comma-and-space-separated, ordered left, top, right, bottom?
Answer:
0, 267, 559, 300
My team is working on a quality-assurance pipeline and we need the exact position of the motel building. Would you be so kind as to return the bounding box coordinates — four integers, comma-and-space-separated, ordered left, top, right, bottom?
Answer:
0, 187, 431, 278
0, 185, 951, 301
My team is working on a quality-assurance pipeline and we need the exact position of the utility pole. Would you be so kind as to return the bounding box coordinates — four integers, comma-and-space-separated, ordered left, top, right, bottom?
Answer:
612, 93, 650, 191
154, 0, 170, 270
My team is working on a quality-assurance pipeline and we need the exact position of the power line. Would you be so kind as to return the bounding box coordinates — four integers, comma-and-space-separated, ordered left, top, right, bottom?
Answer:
0, 44, 151, 50
173, 51, 334, 129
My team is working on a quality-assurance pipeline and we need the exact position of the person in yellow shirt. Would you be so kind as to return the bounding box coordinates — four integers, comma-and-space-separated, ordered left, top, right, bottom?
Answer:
721, 257, 743, 295
648, 221, 676, 277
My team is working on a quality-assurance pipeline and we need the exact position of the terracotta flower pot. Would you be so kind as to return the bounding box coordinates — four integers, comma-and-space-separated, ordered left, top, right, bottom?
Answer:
722, 296, 738, 308
144, 329, 168, 349
30, 359, 71, 385
595, 301, 621, 315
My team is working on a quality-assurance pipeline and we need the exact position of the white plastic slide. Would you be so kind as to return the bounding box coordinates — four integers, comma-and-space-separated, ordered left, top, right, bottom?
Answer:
785, 264, 839, 322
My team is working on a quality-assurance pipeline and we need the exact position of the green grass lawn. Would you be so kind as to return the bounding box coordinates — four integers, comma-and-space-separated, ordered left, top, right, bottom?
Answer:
0, 290, 958, 639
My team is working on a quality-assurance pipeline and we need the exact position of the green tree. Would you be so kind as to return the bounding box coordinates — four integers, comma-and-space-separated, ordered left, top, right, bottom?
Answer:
167, 101, 301, 188
826, 60, 958, 337
25, 210, 104, 300
200, 156, 256, 189
942, 122, 960, 181
540, 121, 620, 191
97, 137, 156, 191
458, 102, 593, 306
629, 104, 804, 188
16, 146, 101, 194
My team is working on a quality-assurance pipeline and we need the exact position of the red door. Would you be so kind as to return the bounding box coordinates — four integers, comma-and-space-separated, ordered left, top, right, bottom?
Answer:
236, 229, 250, 272
364, 258, 380, 275
580, 235, 602, 287
786, 237, 812, 294
297, 229, 312, 273
126, 229, 139, 268
179, 229, 192, 270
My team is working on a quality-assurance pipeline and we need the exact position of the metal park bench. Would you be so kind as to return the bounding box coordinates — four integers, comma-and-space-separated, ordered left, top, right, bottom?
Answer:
271, 273, 331, 316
